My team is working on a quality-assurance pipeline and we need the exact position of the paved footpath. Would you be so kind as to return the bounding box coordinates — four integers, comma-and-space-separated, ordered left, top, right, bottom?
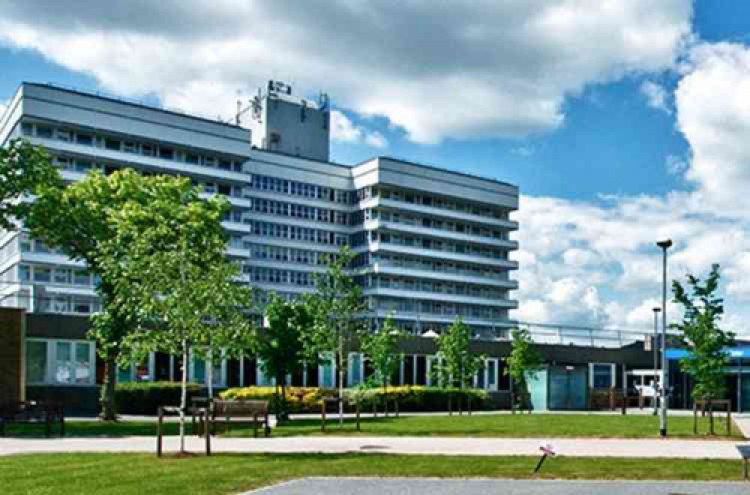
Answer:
246, 478, 750, 495
1, 435, 748, 459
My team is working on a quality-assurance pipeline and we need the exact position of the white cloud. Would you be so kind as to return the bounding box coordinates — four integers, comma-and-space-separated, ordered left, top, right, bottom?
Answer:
640, 80, 671, 113
330, 110, 388, 149
676, 42, 750, 218
0, 0, 693, 143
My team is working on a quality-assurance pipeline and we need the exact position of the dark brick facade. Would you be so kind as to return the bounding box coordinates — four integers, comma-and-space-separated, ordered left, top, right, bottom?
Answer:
0, 308, 25, 403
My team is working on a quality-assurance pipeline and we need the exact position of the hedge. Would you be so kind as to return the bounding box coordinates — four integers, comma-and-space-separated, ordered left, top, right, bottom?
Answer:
219, 385, 489, 413
114, 381, 203, 415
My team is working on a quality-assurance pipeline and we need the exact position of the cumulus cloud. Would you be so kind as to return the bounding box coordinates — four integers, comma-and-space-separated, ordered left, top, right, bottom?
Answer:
0, 0, 693, 143
640, 80, 671, 113
676, 42, 750, 218
330, 110, 388, 149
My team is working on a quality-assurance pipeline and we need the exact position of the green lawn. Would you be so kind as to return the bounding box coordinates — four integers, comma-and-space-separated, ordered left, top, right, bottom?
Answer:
0, 453, 745, 495
258, 413, 744, 439
4, 413, 742, 439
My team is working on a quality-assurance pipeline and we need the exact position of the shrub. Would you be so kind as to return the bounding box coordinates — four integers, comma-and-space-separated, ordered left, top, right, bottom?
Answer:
347, 386, 489, 412
114, 381, 203, 415
219, 386, 489, 413
219, 387, 338, 413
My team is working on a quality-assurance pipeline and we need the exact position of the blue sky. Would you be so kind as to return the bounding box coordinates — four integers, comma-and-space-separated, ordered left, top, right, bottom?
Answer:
1, 1, 749, 333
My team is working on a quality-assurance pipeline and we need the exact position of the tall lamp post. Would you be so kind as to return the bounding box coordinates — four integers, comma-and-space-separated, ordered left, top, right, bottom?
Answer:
652, 307, 661, 416
656, 239, 672, 437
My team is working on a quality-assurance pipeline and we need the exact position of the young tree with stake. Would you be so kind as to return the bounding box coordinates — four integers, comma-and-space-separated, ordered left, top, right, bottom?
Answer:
671, 264, 734, 435
100, 175, 254, 452
257, 293, 312, 421
505, 326, 543, 413
305, 246, 366, 427
361, 315, 403, 412
434, 318, 484, 414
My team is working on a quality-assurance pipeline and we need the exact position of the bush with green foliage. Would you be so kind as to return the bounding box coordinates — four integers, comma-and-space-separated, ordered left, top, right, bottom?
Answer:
115, 381, 203, 415
220, 385, 489, 413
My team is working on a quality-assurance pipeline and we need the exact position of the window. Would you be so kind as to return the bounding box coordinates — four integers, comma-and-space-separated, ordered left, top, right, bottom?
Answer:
159, 147, 174, 160
21, 123, 33, 136
34, 266, 52, 282
19, 265, 31, 282
26, 341, 47, 384
185, 153, 200, 164
36, 126, 53, 138
73, 270, 90, 286
592, 364, 614, 389
54, 341, 90, 384
76, 133, 93, 146
105, 138, 121, 151
123, 142, 139, 153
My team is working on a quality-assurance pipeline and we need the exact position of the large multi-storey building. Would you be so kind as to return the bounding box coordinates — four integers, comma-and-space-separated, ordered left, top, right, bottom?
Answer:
1, 81, 519, 336
0, 81, 519, 409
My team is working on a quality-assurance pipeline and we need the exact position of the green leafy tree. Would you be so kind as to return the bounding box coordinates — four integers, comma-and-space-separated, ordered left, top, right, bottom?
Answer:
96, 176, 253, 452
257, 293, 312, 421
0, 138, 61, 230
25, 169, 196, 420
434, 317, 484, 414
361, 314, 404, 399
672, 264, 735, 435
504, 326, 543, 413
305, 246, 366, 426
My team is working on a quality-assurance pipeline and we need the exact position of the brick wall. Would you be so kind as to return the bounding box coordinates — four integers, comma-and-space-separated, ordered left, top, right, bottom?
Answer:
0, 308, 25, 403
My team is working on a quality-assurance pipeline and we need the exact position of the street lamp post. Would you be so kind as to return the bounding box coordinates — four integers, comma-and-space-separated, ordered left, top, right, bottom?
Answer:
656, 239, 672, 437
652, 307, 661, 416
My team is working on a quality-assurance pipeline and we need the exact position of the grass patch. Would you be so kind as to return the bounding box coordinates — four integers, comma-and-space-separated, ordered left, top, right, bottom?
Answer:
246, 413, 744, 440
3, 413, 742, 439
0, 453, 744, 495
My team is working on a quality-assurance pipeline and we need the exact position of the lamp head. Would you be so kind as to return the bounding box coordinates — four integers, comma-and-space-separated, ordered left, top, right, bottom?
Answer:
656, 239, 673, 249
652, 307, 661, 313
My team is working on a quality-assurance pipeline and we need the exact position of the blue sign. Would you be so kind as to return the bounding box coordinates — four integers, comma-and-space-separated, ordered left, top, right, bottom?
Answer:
666, 347, 750, 360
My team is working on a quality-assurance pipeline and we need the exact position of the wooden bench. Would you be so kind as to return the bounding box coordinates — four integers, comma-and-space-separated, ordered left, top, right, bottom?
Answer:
211, 400, 270, 437
0, 401, 65, 437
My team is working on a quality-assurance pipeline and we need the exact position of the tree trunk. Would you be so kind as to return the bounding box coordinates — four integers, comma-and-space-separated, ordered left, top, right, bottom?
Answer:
708, 399, 715, 436
338, 334, 344, 428
179, 339, 188, 454
100, 350, 118, 421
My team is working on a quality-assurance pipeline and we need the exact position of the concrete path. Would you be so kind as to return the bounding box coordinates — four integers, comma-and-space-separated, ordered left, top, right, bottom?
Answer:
246, 478, 750, 495
2, 435, 748, 459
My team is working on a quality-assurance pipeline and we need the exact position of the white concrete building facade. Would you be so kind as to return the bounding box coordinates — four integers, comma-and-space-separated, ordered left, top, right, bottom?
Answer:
0, 82, 519, 342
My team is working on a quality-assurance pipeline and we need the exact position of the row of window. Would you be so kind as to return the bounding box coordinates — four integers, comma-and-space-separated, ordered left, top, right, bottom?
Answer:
18, 263, 97, 287
251, 221, 348, 246
248, 244, 335, 266
248, 267, 316, 287
368, 275, 508, 300
359, 186, 511, 222
368, 253, 510, 281
251, 197, 349, 225
249, 174, 353, 204
374, 297, 507, 321
356, 231, 507, 260
22, 122, 244, 172
26, 339, 95, 386
375, 209, 509, 241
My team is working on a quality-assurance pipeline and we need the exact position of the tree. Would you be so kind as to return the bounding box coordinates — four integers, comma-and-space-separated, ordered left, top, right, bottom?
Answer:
103, 182, 254, 453
25, 169, 196, 420
672, 264, 735, 435
305, 246, 366, 426
257, 293, 312, 421
0, 138, 61, 230
361, 314, 403, 407
504, 326, 543, 413
434, 317, 484, 414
